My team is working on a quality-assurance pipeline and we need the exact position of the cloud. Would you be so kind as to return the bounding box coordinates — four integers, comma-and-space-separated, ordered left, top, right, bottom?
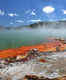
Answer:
16, 20, 24, 23
8, 13, 18, 17
42, 6, 55, 13
29, 19, 41, 22
31, 11, 36, 16
63, 10, 66, 14
26, 9, 36, 16
10, 22, 13, 24
0, 9, 5, 16
25, 10, 31, 14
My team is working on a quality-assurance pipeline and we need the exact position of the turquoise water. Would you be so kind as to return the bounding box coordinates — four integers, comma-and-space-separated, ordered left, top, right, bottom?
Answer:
0, 28, 66, 50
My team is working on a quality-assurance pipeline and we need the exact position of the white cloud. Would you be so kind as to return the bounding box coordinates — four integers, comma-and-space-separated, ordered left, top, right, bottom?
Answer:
63, 10, 66, 14
10, 22, 13, 24
61, 18, 66, 21
8, 13, 18, 17
31, 11, 36, 16
0, 9, 5, 16
25, 10, 31, 14
26, 9, 36, 16
43, 6, 55, 13
29, 19, 41, 22
16, 20, 24, 23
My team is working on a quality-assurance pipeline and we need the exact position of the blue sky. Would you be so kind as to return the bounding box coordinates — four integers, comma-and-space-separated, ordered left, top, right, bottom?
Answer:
0, 0, 66, 26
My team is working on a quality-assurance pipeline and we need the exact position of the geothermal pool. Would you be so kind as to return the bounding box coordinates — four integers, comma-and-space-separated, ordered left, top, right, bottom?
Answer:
0, 28, 66, 50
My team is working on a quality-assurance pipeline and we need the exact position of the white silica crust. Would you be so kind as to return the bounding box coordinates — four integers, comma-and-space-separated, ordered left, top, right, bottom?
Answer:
0, 52, 66, 80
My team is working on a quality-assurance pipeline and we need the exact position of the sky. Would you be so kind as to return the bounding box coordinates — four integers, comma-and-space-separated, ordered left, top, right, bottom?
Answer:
0, 0, 66, 26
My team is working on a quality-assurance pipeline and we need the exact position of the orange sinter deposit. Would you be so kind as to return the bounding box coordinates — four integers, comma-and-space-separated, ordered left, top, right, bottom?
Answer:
0, 39, 66, 58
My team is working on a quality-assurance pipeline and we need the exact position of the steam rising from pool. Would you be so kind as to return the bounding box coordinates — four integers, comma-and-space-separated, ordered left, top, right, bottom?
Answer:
0, 21, 66, 49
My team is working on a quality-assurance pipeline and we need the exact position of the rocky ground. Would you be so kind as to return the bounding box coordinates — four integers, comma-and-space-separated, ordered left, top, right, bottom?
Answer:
0, 51, 66, 80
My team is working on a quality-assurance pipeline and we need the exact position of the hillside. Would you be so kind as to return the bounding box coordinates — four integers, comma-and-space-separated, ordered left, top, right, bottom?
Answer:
0, 20, 66, 30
